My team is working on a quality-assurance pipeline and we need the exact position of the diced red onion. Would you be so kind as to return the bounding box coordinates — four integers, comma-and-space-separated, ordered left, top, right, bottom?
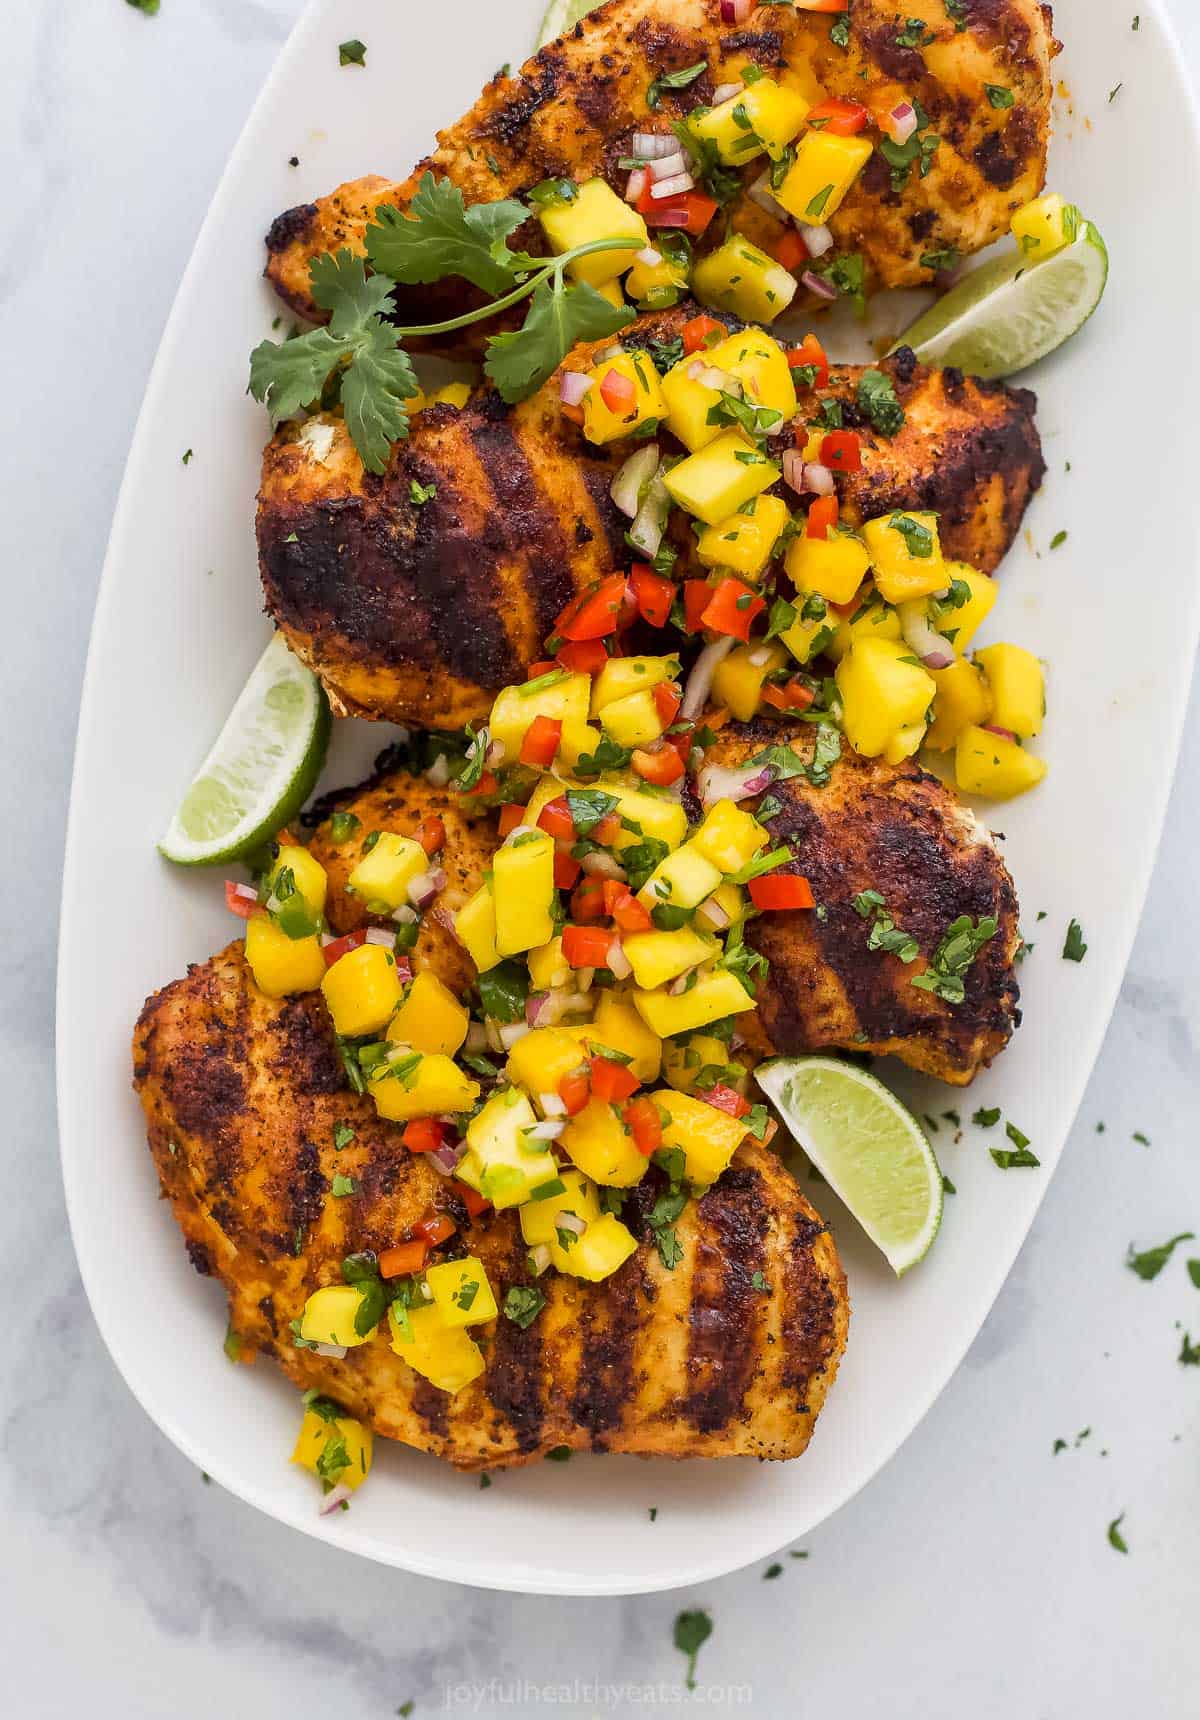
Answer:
319, 1483, 352, 1516
800, 221, 834, 259
499, 1021, 531, 1050
801, 270, 838, 301
527, 1118, 566, 1141
747, 171, 789, 223
503, 824, 539, 846
555, 1210, 587, 1236
696, 896, 731, 931
899, 600, 957, 670
625, 167, 647, 204
649, 150, 689, 182
407, 867, 446, 909
982, 724, 1017, 742
528, 1243, 553, 1276
687, 361, 736, 392
539, 1091, 568, 1118
607, 938, 633, 981
805, 461, 835, 497
634, 245, 663, 267
424, 753, 450, 787
651, 171, 695, 200
226, 881, 257, 906
312, 1341, 348, 1360
364, 925, 396, 946
711, 81, 744, 104
883, 102, 917, 146
681, 635, 735, 720
430, 1139, 466, 1176
720, 0, 755, 21
527, 990, 571, 1029
631, 131, 678, 160
647, 205, 693, 228
526, 992, 552, 1027
463, 1023, 488, 1056
559, 370, 594, 407
781, 448, 806, 495
748, 645, 774, 668
610, 443, 660, 520
581, 850, 627, 880
695, 760, 775, 808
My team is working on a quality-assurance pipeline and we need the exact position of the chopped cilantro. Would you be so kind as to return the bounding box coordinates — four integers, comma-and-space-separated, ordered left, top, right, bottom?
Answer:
985, 84, 1015, 108
338, 39, 367, 66
673, 1609, 713, 1691
647, 60, 708, 111
1107, 1514, 1129, 1554
409, 478, 436, 506
972, 1106, 1000, 1128
1050, 530, 1068, 549
503, 1286, 546, 1329
1063, 919, 1088, 962
856, 369, 905, 436
1125, 1232, 1194, 1281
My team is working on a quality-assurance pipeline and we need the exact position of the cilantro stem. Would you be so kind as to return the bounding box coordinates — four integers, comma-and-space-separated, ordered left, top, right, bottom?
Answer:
391, 237, 643, 339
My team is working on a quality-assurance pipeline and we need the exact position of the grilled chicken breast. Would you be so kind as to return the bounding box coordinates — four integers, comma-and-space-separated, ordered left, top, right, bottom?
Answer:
304, 732, 1020, 1085
132, 943, 848, 1467
258, 317, 1044, 731
265, 0, 1056, 323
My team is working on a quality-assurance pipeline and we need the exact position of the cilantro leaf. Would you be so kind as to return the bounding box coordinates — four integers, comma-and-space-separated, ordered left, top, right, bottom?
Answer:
647, 60, 707, 111
856, 369, 905, 436
365, 172, 533, 296
338, 39, 367, 66
340, 320, 422, 474
503, 1286, 546, 1329
485, 276, 633, 404
1063, 918, 1088, 962
1107, 1514, 1129, 1554
673, 1610, 713, 1691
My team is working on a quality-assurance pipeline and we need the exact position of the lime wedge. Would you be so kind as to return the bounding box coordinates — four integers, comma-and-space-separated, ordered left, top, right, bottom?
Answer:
535, 0, 603, 49
158, 634, 330, 866
891, 222, 1108, 380
756, 1056, 943, 1275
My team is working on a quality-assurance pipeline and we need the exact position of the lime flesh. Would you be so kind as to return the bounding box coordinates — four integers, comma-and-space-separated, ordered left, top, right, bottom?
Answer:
535, 0, 603, 49
891, 222, 1109, 380
756, 1056, 943, 1275
158, 633, 330, 866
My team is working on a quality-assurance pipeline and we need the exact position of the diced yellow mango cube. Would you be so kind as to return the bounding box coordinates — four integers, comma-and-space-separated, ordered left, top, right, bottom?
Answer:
582, 348, 668, 445
662, 430, 780, 526
527, 935, 571, 993
587, 991, 663, 1082
775, 129, 873, 225
974, 643, 1045, 738
321, 943, 405, 1036
633, 969, 756, 1038
593, 277, 626, 309
347, 833, 428, 912
835, 636, 936, 760
637, 839, 723, 911
691, 799, 767, 874
520, 1168, 601, 1271
861, 513, 948, 604
655, 1088, 748, 1186
457, 1088, 558, 1208
706, 330, 798, 421
386, 969, 468, 1056
561, 1096, 648, 1187
591, 655, 677, 715
662, 1032, 744, 1094
601, 781, 688, 852
955, 725, 1048, 800
626, 245, 689, 309
558, 722, 604, 771
701, 881, 747, 928
661, 356, 725, 453
506, 1027, 590, 1101
925, 658, 993, 751
779, 599, 836, 666
621, 926, 719, 990
388, 1302, 485, 1395
244, 915, 325, 998
267, 844, 327, 916
697, 494, 791, 579
712, 640, 788, 721
297, 1284, 378, 1348
489, 673, 591, 765
428, 381, 472, 409
454, 882, 501, 974
692, 236, 798, 324
537, 176, 647, 285
1011, 192, 1081, 258
824, 589, 902, 662
690, 84, 767, 166
599, 688, 665, 749
424, 1256, 498, 1328
935, 563, 997, 653
291, 1406, 373, 1490
786, 526, 872, 606
493, 830, 556, 958
369, 1052, 480, 1122
562, 1212, 639, 1281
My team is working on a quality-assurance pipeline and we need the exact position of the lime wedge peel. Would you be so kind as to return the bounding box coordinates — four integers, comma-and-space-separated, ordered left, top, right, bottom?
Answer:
756, 1056, 943, 1276
535, 0, 603, 50
158, 633, 330, 866
891, 221, 1109, 381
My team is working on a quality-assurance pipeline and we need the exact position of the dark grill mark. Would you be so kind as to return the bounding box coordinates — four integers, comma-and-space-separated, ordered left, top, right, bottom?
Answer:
186, 1239, 213, 1277
271, 996, 345, 1096
482, 1228, 545, 1452
683, 1167, 767, 1433
569, 1257, 641, 1440
467, 414, 576, 645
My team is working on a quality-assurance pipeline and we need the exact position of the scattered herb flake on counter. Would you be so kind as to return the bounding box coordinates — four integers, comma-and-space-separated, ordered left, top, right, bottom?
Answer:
764, 1562, 783, 1579
1132, 1130, 1150, 1146
1050, 530, 1068, 549
339, 38, 367, 66
1125, 1233, 1194, 1281
942, 1175, 956, 1194
181, 448, 193, 465
972, 1106, 1000, 1128
1178, 1332, 1200, 1366
1107, 1514, 1129, 1553
397, 1703, 414, 1718
674, 1609, 713, 1691
648, 1506, 658, 1521
1109, 83, 1123, 103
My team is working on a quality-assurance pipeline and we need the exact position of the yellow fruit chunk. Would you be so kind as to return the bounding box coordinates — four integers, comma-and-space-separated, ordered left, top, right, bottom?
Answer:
974, 643, 1045, 738
655, 1089, 748, 1186
701, 881, 747, 929
593, 278, 626, 310
267, 844, 327, 916
244, 915, 325, 998
633, 969, 756, 1038
706, 330, 798, 421
523, 774, 570, 828
599, 688, 666, 749
527, 934, 570, 993
925, 659, 993, 752
861, 513, 948, 604
955, 725, 1048, 800
622, 926, 719, 990
537, 177, 647, 285
506, 1026, 589, 1101
563, 1212, 639, 1281
663, 1032, 746, 1094
559, 722, 604, 770
347, 832, 427, 912
388, 1303, 484, 1395
428, 381, 471, 409
663, 430, 780, 526
454, 882, 501, 974
297, 1284, 378, 1348
835, 637, 936, 761
368, 1052, 480, 1123
590, 655, 677, 715
291, 1408, 373, 1491
561, 1097, 648, 1187
1011, 192, 1081, 258
489, 673, 590, 765
457, 1088, 558, 1209
321, 943, 405, 1037
691, 798, 768, 873
775, 130, 873, 225
587, 991, 663, 1083
697, 494, 791, 580
692, 236, 798, 325
582, 348, 669, 445
824, 589, 902, 662
626, 245, 689, 309
493, 830, 556, 957
786, 526, 872, 606
661, 355, 726, 453
779, 600, 835, 667
386, 969, 469, 1056
599, 779, 688, 852
712, 640, 788, 721
689, 76, 808, 164
637, 839, 723, 911
937, 563, 997, 653
424, 1256, 498, 1328
520, 1168, 602, 1271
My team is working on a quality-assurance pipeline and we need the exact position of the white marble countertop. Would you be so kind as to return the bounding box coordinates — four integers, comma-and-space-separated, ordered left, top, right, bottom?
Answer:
3, 3, 1197, 1715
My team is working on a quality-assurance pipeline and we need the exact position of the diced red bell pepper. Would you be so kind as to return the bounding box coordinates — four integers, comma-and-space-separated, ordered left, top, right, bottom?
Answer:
599, 368, 637, 414
527, 659, 557, 679
558, 1069, 592, 1117
629, 563, 675, 629
537, 796, 575, 842
553, 573, 630, 642
322, 928, 367, 968
700, 577, 766, 643
378, 1239, 430, 1278
403, 1117, 446, 1154
820, 430, 862, 472
570, 876, 608, 921
623, 1095, 663, 1156
555, 637, 609, 675
520, 713, 563, 768
554, 848, 582, 890
653, 681, 682, 726
683, 579, 713, 634
225, 880, 261, 920
632, 744, 686, 786
603, 880, 654, 933
703, 1083, 752, 1119
636, 177, 719, 235
463, 769, 498, 798
786, 334, 829, 389
410, 1212, 457, 1246
774, 229, 809, 274
806, 494, 839, 540
681, 314, 726, 355
761, 678, 817, 714
592, 813, 622, 846
561, 923, 614, 969
748, 872, 816, 910
451, 1180, 491, 1219
806, 96, 869, 135
417, 815, 446, 855
498, 802, 526, 837
589, 1054, 641, 1103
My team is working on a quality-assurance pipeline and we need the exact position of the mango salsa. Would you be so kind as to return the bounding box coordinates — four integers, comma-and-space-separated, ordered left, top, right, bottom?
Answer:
689, 76, 809, 165
244, 915, 325, 998
368, 1051, 480, 1123
386, 969, 469, 1056
691, 798, 768, 873
775, 130, 873, 225
458, 1087, 558, 1208
786, 525, 872, 606
563, 1212, 639, 1281
489, 672, 591, 765
599, 687, 666, 749
520, 1168, 602, 1271
267, 844, 327, 918
861, 513, 948, 605
692, 236, 798, 325
291, 1407, 373, 1490
454, 882, 501, 973
297, 1284, 378, 1348
424, 1256, 498, 1328
591, 655, 676, 714
582, 348, 668, 445
836, 636, 936, 763
705, 330, 798, 421
637, 839, 723, 911
561, 1096, 648, 1187
506, 1026, 590, 1101
656, 1089, 748, 1187
321, 942, 405, 1037
388, 1302, 485, 1395
955, 725, 1048, 800
712, 640, 788, 720
936, 563, 997, 653
974, 643, 1045, 738
1011, 192, 1080, 258
347, 833, 427, 911
621, 926, 719, 990
587, 991, 663, 1083
697, 494, 791, 579
493, 829, 556, 957
633, 969, 756, 1038
925, 658, 992, 752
